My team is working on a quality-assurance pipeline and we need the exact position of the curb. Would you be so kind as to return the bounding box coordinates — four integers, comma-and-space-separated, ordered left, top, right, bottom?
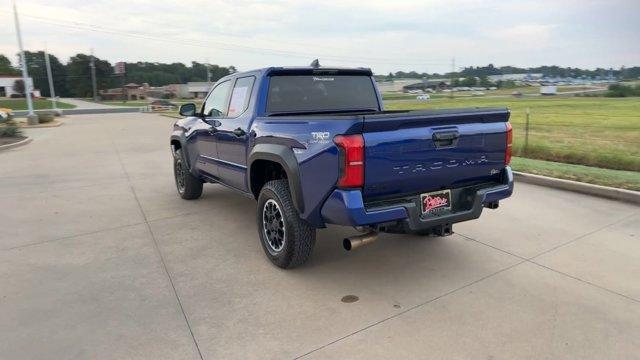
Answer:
19, 120, 63, 128
514, 171, 640, 205
0, 137, 32, 152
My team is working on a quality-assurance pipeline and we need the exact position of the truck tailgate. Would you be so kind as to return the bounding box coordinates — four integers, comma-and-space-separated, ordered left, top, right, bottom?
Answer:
362, 108, 510, 200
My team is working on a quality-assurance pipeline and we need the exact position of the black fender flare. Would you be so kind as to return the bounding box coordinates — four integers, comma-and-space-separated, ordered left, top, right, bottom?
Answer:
170, 131, 194, 172
248, 144, 305, 214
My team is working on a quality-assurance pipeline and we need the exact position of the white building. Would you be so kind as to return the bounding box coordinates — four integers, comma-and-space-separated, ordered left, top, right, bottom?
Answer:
187, 82, 213, 98
376, 79, 423, 92
162, 82, 214, 99
0, 76, 35, 98
487, 73, 543, 83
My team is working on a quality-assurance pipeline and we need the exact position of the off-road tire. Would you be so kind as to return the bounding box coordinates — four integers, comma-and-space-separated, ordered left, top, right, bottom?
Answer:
173, 149, 203, 200
257, 179, 315, 268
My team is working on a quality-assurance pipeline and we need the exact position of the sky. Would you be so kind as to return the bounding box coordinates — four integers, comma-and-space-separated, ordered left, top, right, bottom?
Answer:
0, 0, 639, 74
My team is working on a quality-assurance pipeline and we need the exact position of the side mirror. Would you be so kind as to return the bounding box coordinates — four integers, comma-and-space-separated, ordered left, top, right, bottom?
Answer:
179, 103, 197, 117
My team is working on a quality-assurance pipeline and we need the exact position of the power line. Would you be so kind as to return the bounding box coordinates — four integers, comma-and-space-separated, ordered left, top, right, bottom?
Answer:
9, 13, 449, 67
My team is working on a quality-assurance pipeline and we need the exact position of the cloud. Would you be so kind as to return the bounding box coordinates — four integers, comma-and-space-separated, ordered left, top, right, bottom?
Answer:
485, 24, 559, 47
0, 0, 638, 73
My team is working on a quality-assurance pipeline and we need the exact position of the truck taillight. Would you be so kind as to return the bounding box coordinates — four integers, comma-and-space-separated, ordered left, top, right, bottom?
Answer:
505, 122, 513, 165
334, 134, 364, 188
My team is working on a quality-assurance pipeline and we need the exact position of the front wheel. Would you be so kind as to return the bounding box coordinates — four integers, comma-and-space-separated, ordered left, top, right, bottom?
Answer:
257, 180, 315, 269
173, 149, 203, 200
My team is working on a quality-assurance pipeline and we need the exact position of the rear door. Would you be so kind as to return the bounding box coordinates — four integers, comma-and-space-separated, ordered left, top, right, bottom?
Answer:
361, 109, 509, 200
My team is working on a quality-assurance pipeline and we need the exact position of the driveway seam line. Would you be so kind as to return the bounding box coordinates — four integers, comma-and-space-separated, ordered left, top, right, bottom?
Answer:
293, 259, 527, 359
529, 261, 640, 303
528, 211, 639, 261
0, 221, 145, 252
457, 232, 528, 260
458, 225, 640, 304
0, 178, 130, 200
112, 140, 205, 360
0, 211, 206, 253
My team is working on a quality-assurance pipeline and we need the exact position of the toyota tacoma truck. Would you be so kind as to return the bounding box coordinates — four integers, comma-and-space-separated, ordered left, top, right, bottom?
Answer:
170, 64, 514, 269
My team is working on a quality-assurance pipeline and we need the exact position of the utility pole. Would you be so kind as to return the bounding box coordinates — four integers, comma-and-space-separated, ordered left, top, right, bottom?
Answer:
12, 0, 38, 125
449, 57, 455, 99
44, 45, 60, 114
205, 58, 212, 83
90, 48, 98, 102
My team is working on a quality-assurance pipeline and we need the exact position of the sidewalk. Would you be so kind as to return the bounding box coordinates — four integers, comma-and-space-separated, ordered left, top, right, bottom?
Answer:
58, 98, 137, 109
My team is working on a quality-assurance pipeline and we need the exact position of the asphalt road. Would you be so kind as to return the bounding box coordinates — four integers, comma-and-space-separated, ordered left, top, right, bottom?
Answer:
1, 113, 638, 359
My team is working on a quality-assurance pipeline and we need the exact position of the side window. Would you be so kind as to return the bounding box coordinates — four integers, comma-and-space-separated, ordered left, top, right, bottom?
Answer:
202, 80, 232, 117
227, 76, 255, 118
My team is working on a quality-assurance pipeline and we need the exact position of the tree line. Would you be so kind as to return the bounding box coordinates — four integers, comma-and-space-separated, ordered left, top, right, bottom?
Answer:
0, 52, 236, 98
377, 64, 640, 81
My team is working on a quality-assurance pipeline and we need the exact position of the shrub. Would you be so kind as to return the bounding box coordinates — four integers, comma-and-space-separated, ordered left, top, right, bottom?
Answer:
0, 121, 22, 138
605, 84, 640, 97
37, 111, 55, 123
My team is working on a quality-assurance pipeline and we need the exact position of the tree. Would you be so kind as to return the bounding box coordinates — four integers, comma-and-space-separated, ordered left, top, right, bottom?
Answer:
66, 53, 113, 98
0, 55, 18, 75
121, 61, 234, 87
22, 51, 68, 97
479, 76, 492, 88
460, 76, 477, 87
13, 79, 25, 95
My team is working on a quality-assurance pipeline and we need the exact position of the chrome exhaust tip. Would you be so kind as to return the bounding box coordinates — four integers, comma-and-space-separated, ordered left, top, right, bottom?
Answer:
343, 231, 378, 251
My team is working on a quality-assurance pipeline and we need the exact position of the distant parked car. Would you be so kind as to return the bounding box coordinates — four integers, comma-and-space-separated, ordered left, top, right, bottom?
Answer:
471, 91, 485, 96
511, 91, 523, 97
416, 94, 430, 101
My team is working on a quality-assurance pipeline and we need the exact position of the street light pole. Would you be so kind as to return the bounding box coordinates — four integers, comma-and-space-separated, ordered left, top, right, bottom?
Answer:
90, 48, 98, 102
44, 45, 60, 114
12, 0, 38, 125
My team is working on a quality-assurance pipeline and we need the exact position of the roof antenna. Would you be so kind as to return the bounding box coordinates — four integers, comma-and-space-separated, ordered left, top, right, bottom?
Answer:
310, 59, 320, 68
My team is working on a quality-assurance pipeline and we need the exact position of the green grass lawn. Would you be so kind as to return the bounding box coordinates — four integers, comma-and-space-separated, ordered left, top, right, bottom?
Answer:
0, 99, 76, 110
511, 157, 640, 191
384, 96, 640, 172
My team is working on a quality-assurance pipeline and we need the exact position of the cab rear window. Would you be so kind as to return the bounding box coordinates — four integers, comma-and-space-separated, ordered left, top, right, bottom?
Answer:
266, 75, 379, 114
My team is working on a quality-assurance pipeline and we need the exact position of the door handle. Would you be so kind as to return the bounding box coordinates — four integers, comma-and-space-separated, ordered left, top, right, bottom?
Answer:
432, 131, 459, 148
233, 128, 246, 137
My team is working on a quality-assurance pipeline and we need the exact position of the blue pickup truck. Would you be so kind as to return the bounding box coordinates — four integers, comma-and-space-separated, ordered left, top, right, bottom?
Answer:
170, 65, 514, 268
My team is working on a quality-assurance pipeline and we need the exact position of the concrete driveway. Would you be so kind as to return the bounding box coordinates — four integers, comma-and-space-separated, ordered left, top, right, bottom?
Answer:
1, 113, 638, 360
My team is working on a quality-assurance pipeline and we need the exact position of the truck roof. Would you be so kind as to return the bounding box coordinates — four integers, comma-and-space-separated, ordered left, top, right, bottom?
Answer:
228, 66, 373, 79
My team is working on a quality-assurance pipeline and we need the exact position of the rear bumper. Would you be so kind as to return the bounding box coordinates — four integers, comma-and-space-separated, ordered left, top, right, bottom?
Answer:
320, 167, 514, 229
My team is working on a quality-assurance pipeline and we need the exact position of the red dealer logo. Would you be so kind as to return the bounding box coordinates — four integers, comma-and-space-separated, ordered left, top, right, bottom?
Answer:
422, 193, 450, 213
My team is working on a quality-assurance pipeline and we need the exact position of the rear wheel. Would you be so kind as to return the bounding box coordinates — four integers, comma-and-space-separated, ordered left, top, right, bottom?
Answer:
173, 149, 203, 200
257, 179, 315, 268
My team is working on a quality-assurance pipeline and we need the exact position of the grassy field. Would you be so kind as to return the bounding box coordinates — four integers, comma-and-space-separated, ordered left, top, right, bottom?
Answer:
511, 157, 640, 191
384, 96, 640, 172
0, 99, 76, 110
